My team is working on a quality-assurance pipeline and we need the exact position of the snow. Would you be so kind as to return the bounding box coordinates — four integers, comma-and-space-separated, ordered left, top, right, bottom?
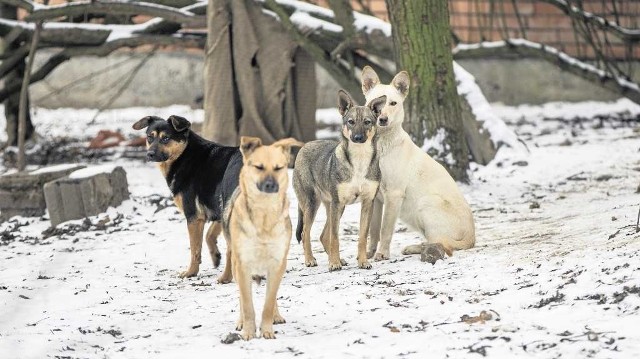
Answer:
454, 61, 528, 154
68, 165, 118, 179
29, 163, 80, 175
289, 11, 342, 33
1, 101, 640, 358
454, 39, 640, 93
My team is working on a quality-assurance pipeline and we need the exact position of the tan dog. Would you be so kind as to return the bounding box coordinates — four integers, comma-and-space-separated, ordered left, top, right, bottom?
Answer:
224, 136, 303, 340
361, 66, 476, 263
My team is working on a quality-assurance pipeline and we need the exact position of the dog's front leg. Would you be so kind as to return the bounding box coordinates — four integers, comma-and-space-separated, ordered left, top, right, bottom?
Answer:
233, 261, 255, 340
357, 199, 374, 269
327, 201, 346, 271
367, 198, 383, 259
374, 192, 403, 261
261, 262, 287, 339
180, 218, 205, 278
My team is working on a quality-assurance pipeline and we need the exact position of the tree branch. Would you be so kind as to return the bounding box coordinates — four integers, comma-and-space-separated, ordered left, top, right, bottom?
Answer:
0, 0, 36, 12
538, 0, 640, 43
0, 43, 29, 79
24, 1, 202, 25
0, 34, 204, 103
453, 39, 640, 104
264, 0, 364, 102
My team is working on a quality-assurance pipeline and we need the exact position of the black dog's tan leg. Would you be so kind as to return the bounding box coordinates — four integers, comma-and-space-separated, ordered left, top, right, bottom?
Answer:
327, 201, 346, 271
217, 233, 233, 284
261, 261, 286, 339
320, 204, 347, 266
357, 199, 374, 269
205, 221, 222, 268
180, 218, 205, 278
367, 198, 383, 259
301, 202, 320, 267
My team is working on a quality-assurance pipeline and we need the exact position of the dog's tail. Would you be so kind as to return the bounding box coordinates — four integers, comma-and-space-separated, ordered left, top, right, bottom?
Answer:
295, 207, 304, 244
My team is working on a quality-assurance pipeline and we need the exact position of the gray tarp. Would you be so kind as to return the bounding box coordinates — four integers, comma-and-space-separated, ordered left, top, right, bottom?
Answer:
202, 0, 316, 146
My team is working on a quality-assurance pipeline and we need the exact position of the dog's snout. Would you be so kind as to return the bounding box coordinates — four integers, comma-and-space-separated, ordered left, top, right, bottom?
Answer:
258, 176, 279, 193
378, 116, 389, 126
352, 133, 365, 143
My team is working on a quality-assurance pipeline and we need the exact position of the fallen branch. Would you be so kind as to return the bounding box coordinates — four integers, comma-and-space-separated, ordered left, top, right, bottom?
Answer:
453, 39, 640, 104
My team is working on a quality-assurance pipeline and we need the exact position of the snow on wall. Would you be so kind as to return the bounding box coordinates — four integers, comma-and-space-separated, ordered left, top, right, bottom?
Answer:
453, 61, 528, 154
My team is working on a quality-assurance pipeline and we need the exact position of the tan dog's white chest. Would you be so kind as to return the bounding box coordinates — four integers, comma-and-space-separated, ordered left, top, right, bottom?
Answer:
234, 221, 290, 276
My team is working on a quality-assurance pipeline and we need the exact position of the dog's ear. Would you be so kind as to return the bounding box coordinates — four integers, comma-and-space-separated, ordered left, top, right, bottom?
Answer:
368, 95, 387, 117
272, 137, 304, 155
392, 71, 410, 98
240, 136, 262, 158
168, 115, 191, 133
361, 66, 380, 96
338, 90, 355, 117
132, 116, 162, 130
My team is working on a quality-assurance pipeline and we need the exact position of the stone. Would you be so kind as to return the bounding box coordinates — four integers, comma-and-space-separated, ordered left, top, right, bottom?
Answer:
43, 165, 129, 227
0, 164, 85, 220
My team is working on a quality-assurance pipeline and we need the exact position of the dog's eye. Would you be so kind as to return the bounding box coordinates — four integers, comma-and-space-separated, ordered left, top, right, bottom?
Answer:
274, 165, 284, 171
347, 119, 355, 125
364, 119, 372, 125
254, 164, 265, 171
390, 101, 397, 106
160, 137, 170, 144
147, 135, 154, 142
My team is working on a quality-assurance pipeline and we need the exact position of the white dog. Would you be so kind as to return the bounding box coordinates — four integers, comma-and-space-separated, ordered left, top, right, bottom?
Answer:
361, 66, 475, 263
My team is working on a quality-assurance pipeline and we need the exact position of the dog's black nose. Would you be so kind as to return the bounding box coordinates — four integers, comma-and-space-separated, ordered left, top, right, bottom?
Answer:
146, 151, 155, 161
352, 134, 365, 143
258, 177, 279, 193
378, 116, 388, 126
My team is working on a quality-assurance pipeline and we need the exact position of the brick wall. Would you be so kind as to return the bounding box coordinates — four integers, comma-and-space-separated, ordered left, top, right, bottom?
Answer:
313, 0, 639, 60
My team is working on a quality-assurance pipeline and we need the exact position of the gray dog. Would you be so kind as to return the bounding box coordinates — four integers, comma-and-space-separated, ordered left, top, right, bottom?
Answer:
293, 90, 386, 271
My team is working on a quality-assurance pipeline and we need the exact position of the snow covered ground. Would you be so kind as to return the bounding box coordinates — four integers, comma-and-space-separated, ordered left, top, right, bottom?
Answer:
1, 99, 639, 358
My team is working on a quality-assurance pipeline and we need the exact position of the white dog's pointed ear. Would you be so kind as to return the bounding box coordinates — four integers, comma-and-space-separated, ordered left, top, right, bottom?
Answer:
392, 71, 410, 98
338, 89, 354, 117
361, 66, 380, 96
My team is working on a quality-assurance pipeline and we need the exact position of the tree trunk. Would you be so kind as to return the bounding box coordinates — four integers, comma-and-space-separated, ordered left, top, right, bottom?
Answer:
1, 4, 34, 147
385, 0, 469, 182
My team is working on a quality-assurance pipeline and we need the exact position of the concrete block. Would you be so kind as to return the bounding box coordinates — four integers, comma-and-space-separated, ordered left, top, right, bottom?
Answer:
44, 165, 129, 227
0, 164, 85, 220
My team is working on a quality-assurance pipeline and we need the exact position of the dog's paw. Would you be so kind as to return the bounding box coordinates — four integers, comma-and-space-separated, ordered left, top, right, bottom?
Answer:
236, 320, 243, 331
366, 249, 376, 259
273, 313, 286, 324
358, 260, 372, 269
179, 267, 198, 278
328, 261, 342, 271
261, 327, 276, 339
340, 258, 347, 266
373, 252, 389, 261
304, 256, 317, 267
401, 244, 422, 255
211, 252, 222, 268
241, 329, 256, 341
217, 274, 233, 284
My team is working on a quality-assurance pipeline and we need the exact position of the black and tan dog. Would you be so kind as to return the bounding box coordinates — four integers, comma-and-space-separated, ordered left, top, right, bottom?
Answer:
132, 115, 240, 283
293, 90, 386, 271
225, 136, 303, 340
